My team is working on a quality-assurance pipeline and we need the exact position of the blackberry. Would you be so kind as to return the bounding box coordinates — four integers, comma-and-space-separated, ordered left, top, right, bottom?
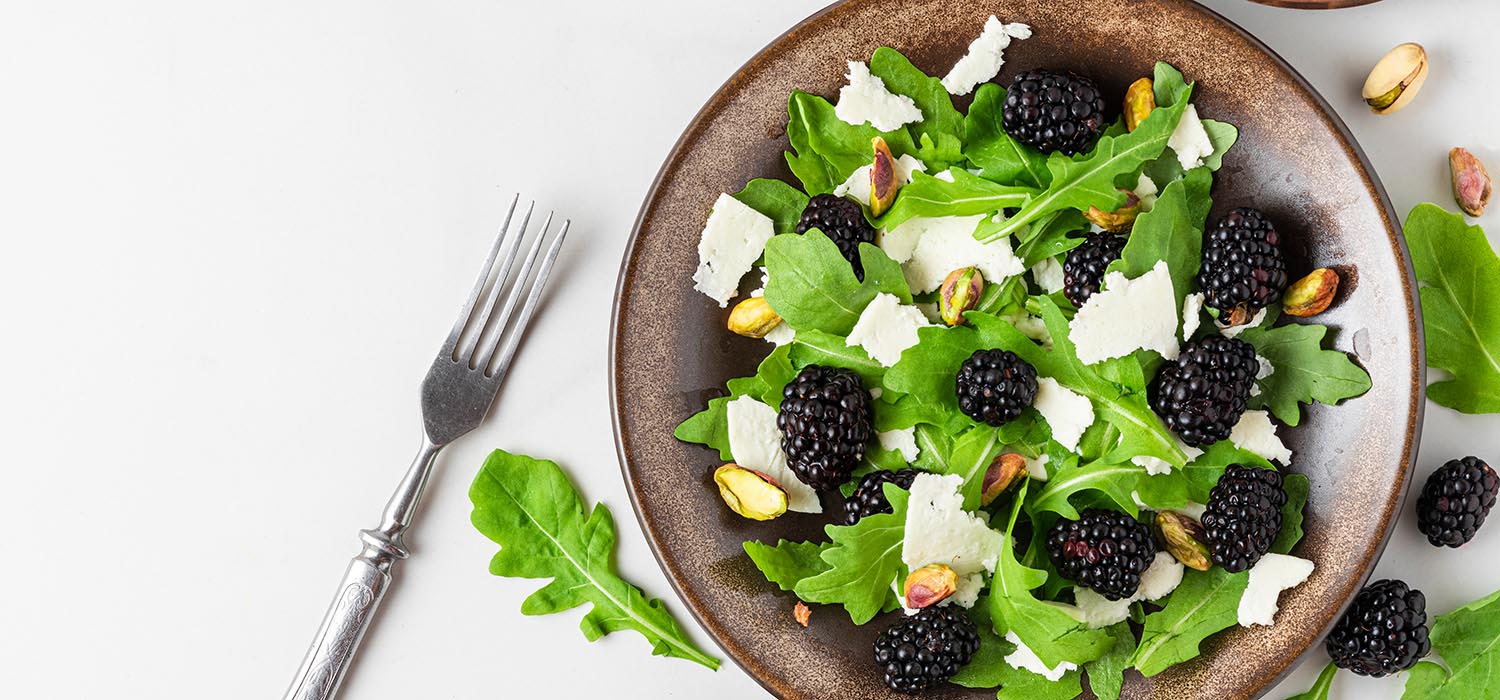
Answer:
1416, 456, 1499, 548
1198, 208, 1289, 323
1045, 509, 1158, 601
1326, 579, 1431, 677
843, 468, 922, 525
1149, 336, 1260, 446
1062, 233, 1128, 306
1201, 465, 1288, 572
1001, 69, 1108, 155
796, 194, 876, 280
955, 349, 1038, 426
778, 365, 873, 491
872, 606, 980, 694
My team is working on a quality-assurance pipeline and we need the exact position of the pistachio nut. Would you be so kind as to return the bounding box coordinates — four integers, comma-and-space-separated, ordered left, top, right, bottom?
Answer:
793, 601, 812, 627
1450, 147, 1493, 217
869, 136, 900, 217
713, 464, 788, 521
1156, 510, 1212, 571
1124, 77, 1156, 132
903, 563, 960, 609
1083, 190, 1142, 233
939, 267, 984, 326
727, 297, 783, 338
981, 453, 1028, 506
1362, 43, 1428, 115
1283, 268, 1340, 318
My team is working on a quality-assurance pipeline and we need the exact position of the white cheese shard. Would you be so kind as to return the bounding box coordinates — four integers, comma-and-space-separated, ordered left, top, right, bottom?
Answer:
1135, 173, 1160, 212
1073, 552, 1184, 629
1181, 292, 1204, 340
941, 16, 1033, 96
725, 397, 821, 513
1219, 306, 1268, 338
1074, 587, 1132, 629
1238, 553, 1315, 627
879, 215, 1026, 294
933, 169, 956, 183
1031, 257, 1065, 294
1230, 410, 1293, 464
1026, 454, 1051, 481
1005, 632, 1078, 681
1178, 501, 1208, 521
847, 293, 931, 367
1168, 104, 1214, 171
1136, 552, 1186, 601
902, 473, 1004, 608
1251, 354, 1274, 396
1132, 440, 1204, 476
833, 155, 927, 206
835, 61, 924, 132
1034, 378, 1094, 451
1069, 261, 1181, 364
692, 194, 775, 307
878, 427, 920, 462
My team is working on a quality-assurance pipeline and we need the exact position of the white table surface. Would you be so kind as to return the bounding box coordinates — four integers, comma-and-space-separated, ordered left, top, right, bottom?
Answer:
3, 1, 1497, 697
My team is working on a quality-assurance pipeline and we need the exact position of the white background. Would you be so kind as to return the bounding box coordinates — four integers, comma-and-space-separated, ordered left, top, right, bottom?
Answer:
2, 1, 1496, 698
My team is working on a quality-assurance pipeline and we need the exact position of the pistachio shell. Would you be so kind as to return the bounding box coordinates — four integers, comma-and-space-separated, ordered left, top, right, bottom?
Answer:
1362, 43, 1428, 115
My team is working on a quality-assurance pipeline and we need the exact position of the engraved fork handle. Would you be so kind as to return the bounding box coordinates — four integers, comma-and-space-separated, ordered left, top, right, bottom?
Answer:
283, 439, 443, 700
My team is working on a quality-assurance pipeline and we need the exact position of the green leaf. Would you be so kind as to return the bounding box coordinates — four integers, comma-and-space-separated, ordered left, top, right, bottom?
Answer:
790, 328, 887, 387
1238, 322, 1372, 426
884, 323, 987, 433
673, 396, 735, 460
1402, 203, 1500, 413
981, 76, 1192, 242
1179, 441, 1272, 501
1084, 623, 1136, 700
1030, 461, 1190, 520
764, 231, 911, 336
951, 594, 1019, 689
1283, 662, 1338, 700
1271, 473, 1309, 554
1199, 119, 1239, 171
964, 83, 1050, 188
1107, 167, 1213, 316
997, 667, 1084, 700
793, 485, 910, 624
784, 90, 916, 195
673, 345, 797, 458
945, 425, 1005, 508
1129, 568, 1249, 676
876, 169, 1036, 232
743, 539, 830, 592
1015, 210, 1090, 267
1152, 62, 1190, 107
869, 47, 965, 169
469, 449, 720, 670
732, 178, 809, 235
1400, 587, 1500, 700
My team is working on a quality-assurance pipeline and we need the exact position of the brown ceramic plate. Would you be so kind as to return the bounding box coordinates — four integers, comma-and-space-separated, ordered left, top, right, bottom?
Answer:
1248, 0, 1383, 9
610, 1, 1422, 697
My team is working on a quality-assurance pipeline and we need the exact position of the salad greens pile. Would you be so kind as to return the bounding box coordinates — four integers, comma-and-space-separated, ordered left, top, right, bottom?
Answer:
677, 43, 1373, 696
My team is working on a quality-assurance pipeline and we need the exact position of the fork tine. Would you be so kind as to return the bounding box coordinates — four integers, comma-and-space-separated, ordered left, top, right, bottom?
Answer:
457, 201, 534, 364
443, 194, 519, 356
482, 219, 568, 380
471, 212, 556, 374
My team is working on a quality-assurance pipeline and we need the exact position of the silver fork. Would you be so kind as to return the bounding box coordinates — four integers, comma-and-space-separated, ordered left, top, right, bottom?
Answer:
283, 196, 569, 700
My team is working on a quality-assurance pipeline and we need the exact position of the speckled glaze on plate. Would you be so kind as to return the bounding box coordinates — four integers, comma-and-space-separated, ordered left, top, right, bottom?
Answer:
609, 1, 1423, 698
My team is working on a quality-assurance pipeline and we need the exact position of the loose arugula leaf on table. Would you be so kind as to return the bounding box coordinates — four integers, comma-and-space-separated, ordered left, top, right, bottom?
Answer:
790, 328, 887, 387
785, 90, 917, 195
764, 232, 911, 336
964, 83, 1050, 188
794, 484, 910, 624
950, 594, 1018, 689
980, 69, 1192, 242
1401, 587, 1500, 700
469, 450, 720, 670
869, 47, 965, 169
673, 344, 796, 458
743, 539, 831, 592
1029, 460, 1191, 519
1284, 662, 1338, 700
1107, 167, 1213, 314
1085, 622, 1137, 700
1237, 322, 1372, 426
1402, 203, 1500, 413
876, 169, 1036, 232
732, 178, 809, 235
1129, 567, 1249, 676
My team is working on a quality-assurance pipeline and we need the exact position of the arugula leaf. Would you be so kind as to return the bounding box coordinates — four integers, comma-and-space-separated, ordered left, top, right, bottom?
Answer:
1179, 441, 1272, 501
1152, 62, 1191, 108
945, 425, 1005, 508
1084, 623, 1136, 700
469, 449, 720, 669
980, 74, 1192, 242
732, 178, 809, 235
1402, 203, 1500, 413
1284, 662, 1338, 700
997, 667, 1085, 700
790, 328, 887, 387
876, 169, 1036, 232
743, 539, 830, 592
950, 594, 1019, 689
1400, 587, 1500, 700
794, 485, 910, 624
869, 47, 965, 169
673, 345, 796, 458
1271, 473, 1309, 554
1015, 210, 1090, 267
1108, 167, 1213, 316
1200, 119, 1239, 171
964, 83, 1050, 188
1238, 322, 1372, 426
1030, 461, 1190, 519
784, 91, 916, 195
883, 323, 987, 433
764, 232, 911, 336
1129, 567, 1249, 676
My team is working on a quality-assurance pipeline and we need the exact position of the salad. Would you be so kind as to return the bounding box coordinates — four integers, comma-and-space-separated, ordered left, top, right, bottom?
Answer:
672, 15, 1371, 697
